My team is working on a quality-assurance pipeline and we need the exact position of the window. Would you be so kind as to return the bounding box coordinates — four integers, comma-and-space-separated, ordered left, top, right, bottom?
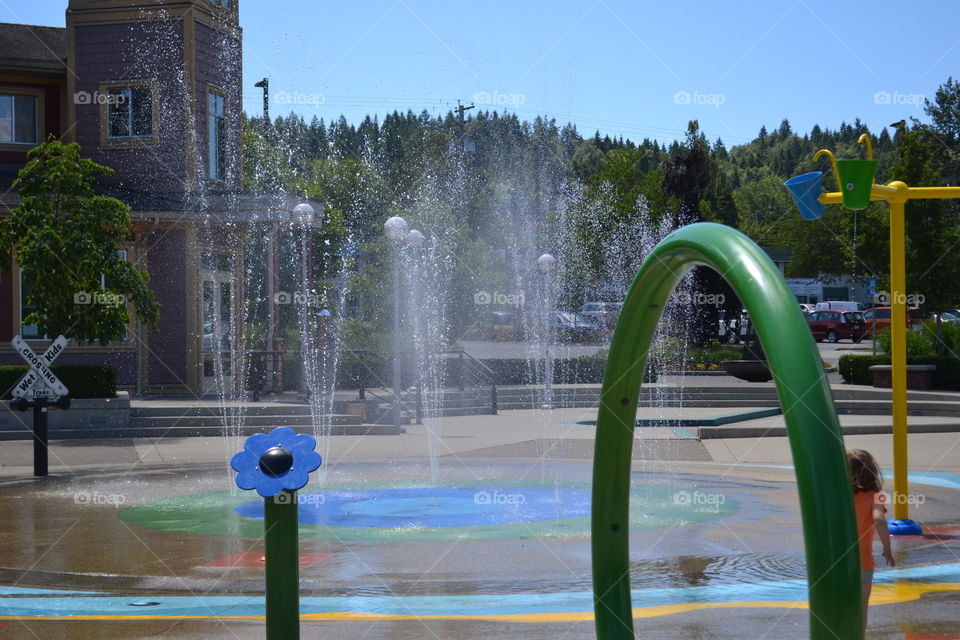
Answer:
212, 0, 231, 8
208, 91, 226, 181
19, 269, 42, 339
0, 94, 38, 144
107, 86, 153, 139
20, 250, 129, 340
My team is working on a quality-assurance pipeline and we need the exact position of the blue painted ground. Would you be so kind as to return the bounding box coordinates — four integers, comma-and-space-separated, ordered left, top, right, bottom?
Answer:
234, 487, 592, 528
1, 563, 957, 619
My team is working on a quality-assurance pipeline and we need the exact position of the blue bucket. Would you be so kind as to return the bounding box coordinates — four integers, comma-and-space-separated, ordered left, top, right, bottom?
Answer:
784, 171, 825, 221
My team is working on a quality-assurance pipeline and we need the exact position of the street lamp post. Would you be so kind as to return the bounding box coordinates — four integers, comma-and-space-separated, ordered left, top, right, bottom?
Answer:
384, 216, 410, 429
405, 230, 426, 425
538, 253, 556, 410
292, 203, 317, 403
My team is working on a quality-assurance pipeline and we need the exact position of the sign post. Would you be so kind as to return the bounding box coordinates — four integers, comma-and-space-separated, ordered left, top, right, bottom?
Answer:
9, 335, 71, 477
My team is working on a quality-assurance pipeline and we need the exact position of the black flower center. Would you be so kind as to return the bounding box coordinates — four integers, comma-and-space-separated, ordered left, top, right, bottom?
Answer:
259, 447, 294, 475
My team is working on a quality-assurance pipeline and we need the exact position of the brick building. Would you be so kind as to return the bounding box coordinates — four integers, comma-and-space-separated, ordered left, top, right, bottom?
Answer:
0, 1, 310, 394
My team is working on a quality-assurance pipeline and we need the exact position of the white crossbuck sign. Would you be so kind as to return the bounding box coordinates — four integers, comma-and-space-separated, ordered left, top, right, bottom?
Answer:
11, 335, 70, 399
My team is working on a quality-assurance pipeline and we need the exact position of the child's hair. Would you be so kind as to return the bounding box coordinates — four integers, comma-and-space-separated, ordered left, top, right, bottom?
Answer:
847, 449, 883, 492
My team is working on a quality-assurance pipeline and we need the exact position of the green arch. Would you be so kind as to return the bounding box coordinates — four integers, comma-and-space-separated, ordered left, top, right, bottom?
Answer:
591, 223, 861, 639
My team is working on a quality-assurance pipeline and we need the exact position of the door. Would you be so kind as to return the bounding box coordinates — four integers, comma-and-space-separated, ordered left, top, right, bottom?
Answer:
806, 312, 824, 340
201, 253, 235, 393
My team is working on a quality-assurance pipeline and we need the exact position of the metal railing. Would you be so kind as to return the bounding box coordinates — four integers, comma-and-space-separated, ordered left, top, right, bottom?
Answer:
443, 348, 497, 414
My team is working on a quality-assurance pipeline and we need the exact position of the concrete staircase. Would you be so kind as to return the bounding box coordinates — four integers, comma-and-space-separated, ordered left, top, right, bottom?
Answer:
3, 384, 957, 441
125, 404, 400, 438
0, 401, 398, 440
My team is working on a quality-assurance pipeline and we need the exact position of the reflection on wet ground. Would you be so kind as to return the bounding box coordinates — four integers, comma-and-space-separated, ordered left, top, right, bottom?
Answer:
0, 460, 957, 638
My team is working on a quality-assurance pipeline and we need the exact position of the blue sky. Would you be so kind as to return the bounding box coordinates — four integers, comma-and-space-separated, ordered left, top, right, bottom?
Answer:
5, 0, 960, 145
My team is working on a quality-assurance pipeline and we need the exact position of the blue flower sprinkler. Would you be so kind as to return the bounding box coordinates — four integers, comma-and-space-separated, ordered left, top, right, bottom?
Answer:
231, 427, 321, 640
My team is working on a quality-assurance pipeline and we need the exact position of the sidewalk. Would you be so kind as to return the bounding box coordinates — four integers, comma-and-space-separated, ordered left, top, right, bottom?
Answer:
2, 405, 958, 478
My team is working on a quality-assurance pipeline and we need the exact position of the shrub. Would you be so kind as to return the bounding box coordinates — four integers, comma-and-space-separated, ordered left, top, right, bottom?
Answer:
0, 365, 116, 399
913, 321, 960, 357
838, 354, 960, 390
838, 355, 890, 385
874, 327, 937, 357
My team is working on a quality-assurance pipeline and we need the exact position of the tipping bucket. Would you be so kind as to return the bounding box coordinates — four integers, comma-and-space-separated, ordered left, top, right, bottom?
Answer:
836, 159, 877, 210
784, 171, 825, 220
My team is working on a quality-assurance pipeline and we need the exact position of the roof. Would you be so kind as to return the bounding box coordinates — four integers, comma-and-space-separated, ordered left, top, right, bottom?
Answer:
0, 22, 67, 73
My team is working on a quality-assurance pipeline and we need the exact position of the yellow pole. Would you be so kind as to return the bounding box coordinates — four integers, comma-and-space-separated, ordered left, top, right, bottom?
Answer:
887, 187, 909, 521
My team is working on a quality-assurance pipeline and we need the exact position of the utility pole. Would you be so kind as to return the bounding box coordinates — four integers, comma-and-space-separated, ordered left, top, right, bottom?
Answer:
455, 100, 474, 136
455, 100, 474, 123
255, 77, 280, 395
254, 78, 269, 128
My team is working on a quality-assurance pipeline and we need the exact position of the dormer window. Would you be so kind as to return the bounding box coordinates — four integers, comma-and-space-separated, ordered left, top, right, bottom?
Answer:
107, 86, 153, 139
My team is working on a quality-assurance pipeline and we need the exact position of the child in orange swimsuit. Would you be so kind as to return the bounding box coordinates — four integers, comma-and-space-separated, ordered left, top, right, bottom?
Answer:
847, 448, 895, 629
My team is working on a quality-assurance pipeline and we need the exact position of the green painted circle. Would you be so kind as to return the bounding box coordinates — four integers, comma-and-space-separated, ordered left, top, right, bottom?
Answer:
119, 480, 739, 542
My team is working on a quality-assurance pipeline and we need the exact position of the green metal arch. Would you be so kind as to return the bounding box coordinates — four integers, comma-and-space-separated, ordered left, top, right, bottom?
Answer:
592, 223, 861, 639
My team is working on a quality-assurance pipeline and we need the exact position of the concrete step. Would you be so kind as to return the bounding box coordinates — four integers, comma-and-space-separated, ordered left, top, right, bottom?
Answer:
128, 414, 362, 428
130, 405, 321, 418
0, 422, 399, 441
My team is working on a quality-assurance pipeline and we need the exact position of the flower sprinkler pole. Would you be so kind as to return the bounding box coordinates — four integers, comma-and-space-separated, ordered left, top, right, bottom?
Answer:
231, 427, 322, 639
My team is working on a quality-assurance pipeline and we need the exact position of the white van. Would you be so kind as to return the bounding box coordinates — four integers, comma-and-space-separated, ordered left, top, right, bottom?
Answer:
815, 301, 866, 312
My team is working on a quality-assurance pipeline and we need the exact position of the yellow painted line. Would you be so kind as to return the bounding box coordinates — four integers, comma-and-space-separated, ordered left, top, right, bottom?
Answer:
0, 582, 956, 623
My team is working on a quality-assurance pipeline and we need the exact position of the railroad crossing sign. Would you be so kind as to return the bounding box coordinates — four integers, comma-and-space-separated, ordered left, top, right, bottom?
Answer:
11, 335, 70, 399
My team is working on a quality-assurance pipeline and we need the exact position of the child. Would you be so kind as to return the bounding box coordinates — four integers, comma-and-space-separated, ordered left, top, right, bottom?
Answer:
847, 448, 895, 627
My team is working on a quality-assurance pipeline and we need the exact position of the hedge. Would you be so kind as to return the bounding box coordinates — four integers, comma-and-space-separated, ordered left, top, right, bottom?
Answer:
0, 365, 117, 399
838, 354, 960, 390
838, 355, 890, 385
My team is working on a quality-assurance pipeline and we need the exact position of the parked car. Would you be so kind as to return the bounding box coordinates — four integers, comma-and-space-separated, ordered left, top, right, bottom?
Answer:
487, 310, 518, 341
806, 310, 866, 343
862, 306, 921, 336
932, 309, 960, 325
816, 301, 866, 312
579, 301, 621, 329
799, 303, 816, 315
549, 311, 601, 342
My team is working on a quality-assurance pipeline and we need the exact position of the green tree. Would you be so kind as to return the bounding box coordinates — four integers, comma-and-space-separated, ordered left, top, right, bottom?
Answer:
888, 126, 960, 312
0, 138, 159, 344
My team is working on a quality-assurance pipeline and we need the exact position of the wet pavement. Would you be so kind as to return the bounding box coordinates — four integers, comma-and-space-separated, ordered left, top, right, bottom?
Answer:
0, 408, 958, 638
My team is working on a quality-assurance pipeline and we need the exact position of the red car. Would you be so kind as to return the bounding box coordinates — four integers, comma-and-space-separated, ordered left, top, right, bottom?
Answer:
806, 310, 866, 343
862, 306, 921, 336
